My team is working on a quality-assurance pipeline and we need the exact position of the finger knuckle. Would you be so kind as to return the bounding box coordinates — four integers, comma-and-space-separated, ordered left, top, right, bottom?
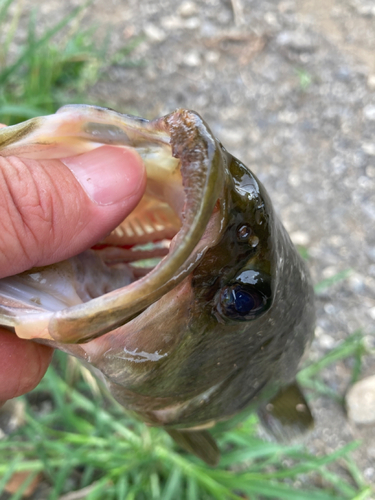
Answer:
0, 156, 63, 270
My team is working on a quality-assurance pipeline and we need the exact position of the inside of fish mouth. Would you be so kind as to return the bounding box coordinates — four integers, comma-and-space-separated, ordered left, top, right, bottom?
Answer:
0, 150, 188, 316
0, 109, 224, 341
77, 159, 187, 300
91, 194, 183, 289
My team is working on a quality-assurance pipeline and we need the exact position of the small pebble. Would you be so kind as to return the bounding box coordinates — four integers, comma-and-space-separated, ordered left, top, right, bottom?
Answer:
351, 0, 375, 16
0, 400, 25, 436
290, 231, 310, 246
161, 15, 183, 30
318, 333, 335, 350
346, 375, 375, 425
278, 110, 298, 124
205, 51, 220, 64
183, 50, 201, 67
278, 1, 296, 13
143, 24, 166, 42
276, 30, 316, 52
322, 266, 339, 279
364, 467, 374, 480
184, 17, 200, 29
367, 75, 375, 90
363, 104, 375, 121
178, 1, 198, 17
362, 143, 375, 156
348, 274, 365, 293
369, 307, 375, 321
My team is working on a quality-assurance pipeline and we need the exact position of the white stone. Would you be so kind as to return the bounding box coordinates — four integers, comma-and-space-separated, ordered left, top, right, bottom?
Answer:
362, 143, 375, 156
183, 17, 200, 29
318, 333, 335, 350
178, 1, 198, 17
288, 174, 300, 187
322, 266, 339, 279
278, 110, 298, 124
276, 30, 316, 52
363, 104, 375, 121
351, 0, 375, 16
161, 15, 183, 30
143, 24, 166, 42
183, 51, 201, 67
368, 75, 375, 90
346, 375, 375, 425
278, 1, 296, 13
205, 51, 220, 64
290, 231, 310, 246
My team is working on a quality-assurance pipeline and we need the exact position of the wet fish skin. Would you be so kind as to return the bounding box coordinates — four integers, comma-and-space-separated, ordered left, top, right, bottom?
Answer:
96, 152, 315, 431
0, 106, 315, 464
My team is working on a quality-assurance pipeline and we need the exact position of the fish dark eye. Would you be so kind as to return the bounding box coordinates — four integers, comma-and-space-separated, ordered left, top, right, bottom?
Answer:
216, 270, 272, 321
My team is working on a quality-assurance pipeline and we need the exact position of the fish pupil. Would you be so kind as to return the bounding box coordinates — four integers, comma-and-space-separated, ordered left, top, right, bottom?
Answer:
232, 288, 256, 314
218, 283, 269, 321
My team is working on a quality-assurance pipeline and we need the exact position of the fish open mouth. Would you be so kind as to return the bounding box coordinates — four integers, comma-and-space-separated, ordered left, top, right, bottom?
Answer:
0, 106, 226, 343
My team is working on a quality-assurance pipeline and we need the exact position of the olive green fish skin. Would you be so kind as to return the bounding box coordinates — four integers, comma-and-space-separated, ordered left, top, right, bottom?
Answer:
93, 151, 315, 430
0, 106, 315, 437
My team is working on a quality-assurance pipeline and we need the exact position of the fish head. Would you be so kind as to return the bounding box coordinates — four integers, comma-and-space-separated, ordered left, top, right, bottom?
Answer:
0, 106, 315, 431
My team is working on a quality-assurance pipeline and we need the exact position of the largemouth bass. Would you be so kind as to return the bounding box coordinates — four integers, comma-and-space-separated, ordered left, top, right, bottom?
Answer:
0, 106, 315, 465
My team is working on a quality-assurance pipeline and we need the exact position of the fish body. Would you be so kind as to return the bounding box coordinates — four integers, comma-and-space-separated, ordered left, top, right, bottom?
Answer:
0, 106, 315, 464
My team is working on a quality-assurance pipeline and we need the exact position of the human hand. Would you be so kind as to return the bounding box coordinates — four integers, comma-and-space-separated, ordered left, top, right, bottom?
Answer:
0, 133, 146, 404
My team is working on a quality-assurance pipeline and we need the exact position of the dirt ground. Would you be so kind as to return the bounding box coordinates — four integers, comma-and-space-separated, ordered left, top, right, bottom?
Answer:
9, 0, 375, 492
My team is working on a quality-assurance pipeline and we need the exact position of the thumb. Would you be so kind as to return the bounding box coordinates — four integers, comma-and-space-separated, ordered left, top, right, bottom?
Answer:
0, 145, 146, 278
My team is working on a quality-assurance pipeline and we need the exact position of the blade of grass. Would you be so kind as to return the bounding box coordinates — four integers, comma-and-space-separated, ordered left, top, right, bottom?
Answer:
0, 104, 48, 117
161, 467, 182, 500
186, 477, 199, 500
314, 269, 352, 294
317, 468, 357, 498
0, 458, 22, 495
351, 488, 373, 500
115, 475, 128, 500
0, 0, 13, 25
149, 472, 161, 499
0, 2, 88, 84
298, 332, 364, 380
239, 479, 344, 500
0, 0, 19, 66
341, 455, 368, 490
0, 351, 370, 500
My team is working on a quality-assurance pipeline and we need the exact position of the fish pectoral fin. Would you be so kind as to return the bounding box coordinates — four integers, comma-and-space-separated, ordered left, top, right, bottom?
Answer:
166, 429, 220, 466
257, 381, 314, 442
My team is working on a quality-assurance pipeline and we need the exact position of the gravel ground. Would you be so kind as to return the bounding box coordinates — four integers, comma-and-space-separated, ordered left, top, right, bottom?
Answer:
88, 0, 375, 483
5, 0, 375, 492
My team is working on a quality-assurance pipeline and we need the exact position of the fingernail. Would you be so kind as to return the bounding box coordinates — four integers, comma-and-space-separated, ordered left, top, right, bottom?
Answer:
61, 145, 145, 206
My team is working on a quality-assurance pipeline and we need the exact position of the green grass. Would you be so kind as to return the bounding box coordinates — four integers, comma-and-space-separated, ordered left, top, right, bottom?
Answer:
0, 1, 374, 498
0, 0, 140, 125
0, 344, 373, 500
295, 69, 313, 91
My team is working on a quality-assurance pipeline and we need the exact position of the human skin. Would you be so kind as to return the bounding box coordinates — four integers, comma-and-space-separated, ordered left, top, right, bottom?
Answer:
0, 134, 146, 405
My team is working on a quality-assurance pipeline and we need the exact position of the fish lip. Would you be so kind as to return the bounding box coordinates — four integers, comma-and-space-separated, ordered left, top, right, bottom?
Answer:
0, 108, 227, 344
